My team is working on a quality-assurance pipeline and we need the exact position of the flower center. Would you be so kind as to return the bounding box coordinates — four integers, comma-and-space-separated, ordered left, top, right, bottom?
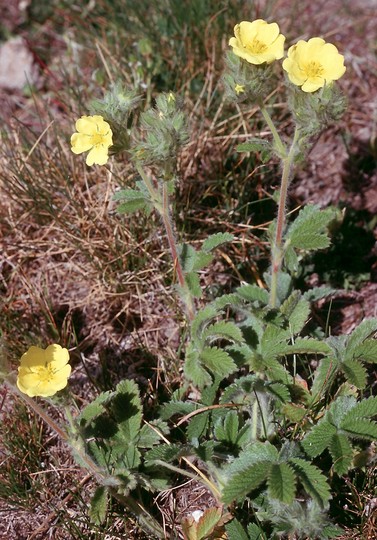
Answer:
90, 132, 107, 146
245, 38, 268, 54
36, 364, 55, 383
303, 61, 324, 79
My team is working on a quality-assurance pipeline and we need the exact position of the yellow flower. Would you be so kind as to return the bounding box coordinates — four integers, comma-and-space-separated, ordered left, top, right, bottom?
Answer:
17, 344, 71, 398
235, 84, 245, 95
282, 37, 346, 93
71, 115, 113, 166
229, 20, 285, 65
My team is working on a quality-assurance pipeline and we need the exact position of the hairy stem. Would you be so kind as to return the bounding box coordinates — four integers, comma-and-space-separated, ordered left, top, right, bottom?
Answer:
161, 181, 195, 321
269, 127, 300, 308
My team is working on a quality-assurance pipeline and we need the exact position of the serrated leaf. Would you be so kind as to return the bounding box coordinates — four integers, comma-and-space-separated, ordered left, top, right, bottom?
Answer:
345, 318, 377, 360
184, 347, 212, 387
215, 411, 239, 444
138, 420, 169, 447
144, 443, 184, 465
280, 291, 310, 334
237, 138, 272, 163
179, 243, 197, 272
196, 507, 223, 539
289, 457, 331, 506
202, 232, 234, 253
200, 347, 237, 378
329, 433, 353, 475
247, 523, 267, 540
89, 486, 108, 525
279, 338, 332, 357
185, 271, 202, 298
352, 339, 377, 363
310, 356, 338, 401
302, 420, 337, 457
341, 358, 367, 388
113, 379, 142, 441
281, 403, 307, 422
341, 418, 377, 440
225, 519, 249, 540
117, 198, 149, 214
192, 251, 214, 271
267, 382, 291, 403
341, 395, 377, 421
286, 205, 335, 250
303, 286, 336, 303
202, 321, 245, 345
222, 461, 271, 504
159, 401, 197, 421
226, 442, 279, 474
267, 462, 296, 504
236, 284, 269, 305
187, 410, 211, 441
191, 306, 218, 340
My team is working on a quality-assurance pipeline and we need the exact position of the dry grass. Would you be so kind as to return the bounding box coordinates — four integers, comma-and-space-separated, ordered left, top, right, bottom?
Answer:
0, 0, 376, 538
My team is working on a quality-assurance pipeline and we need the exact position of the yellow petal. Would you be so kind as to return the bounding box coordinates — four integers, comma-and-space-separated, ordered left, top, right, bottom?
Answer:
75, 116, 98, 135
255, 21, 280, 45
46, 344, 70, 370
301, 77, 325, 92
20, 346, 46, 368
86, 146, 109, 166
71, 133, 93, 154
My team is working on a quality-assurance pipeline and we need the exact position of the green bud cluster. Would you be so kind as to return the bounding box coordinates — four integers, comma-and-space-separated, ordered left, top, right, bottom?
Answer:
223, 51, 275, 104
287, 81, 347, 145
132, 92, 189, 174
90, 83, 142, 153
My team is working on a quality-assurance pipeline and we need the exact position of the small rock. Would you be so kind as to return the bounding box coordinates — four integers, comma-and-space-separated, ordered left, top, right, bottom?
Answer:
0, 36, 38, 90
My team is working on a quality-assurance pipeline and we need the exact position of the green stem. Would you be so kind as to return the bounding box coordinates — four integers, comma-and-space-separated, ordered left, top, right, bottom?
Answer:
161, 181, 195, 321
259, 101, 286, 157
5, 377, 165, 538
135, 161, 195, 321
269, 126, 300, 308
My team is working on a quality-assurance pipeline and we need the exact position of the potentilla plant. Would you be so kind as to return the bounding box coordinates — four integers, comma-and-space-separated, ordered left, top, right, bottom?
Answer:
4, 17, 377, 540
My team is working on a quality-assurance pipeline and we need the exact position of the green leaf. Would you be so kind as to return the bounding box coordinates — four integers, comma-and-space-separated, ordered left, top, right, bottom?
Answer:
267, 462, 296, 504
345, 318, 377, 360
192, 251, 214, 271
200, 347, 237, 378
236, 284, 269, 305
329, 433, 353, 475
215, 411, 239, 444
247, 523, 267, 540
159, 401, 197, 421
352, 339, 377, 363
280, 291, 310, 334
286, 205, 336, 250
281, 403, 307, 422
267, 382, 291, 403
184, 346, 212, 387
202, 321, 245, 345
222, 461, 271, 504
341, 418, 377, 440
196, 507, 222, 539
279, 338, 332, 356
202, 232, 234, 253
89, 485, 108, 525
226, 442, 279, 474
179, 243, 197, 272
185, 271, 202, 298
341, 358, 367, 388
113, 379, 142, 441
144, 443, 185, 465
310, 356, 338, 401
138, 420, 169, 447
341, 395, 377, 421
225, 519, 249, 540
117, 199, 149, 214
187, 411, 210, 441
290, 457, 331, 506
303, 286, 335, 303
236, 138, 272, 163
302, 421, 337, 457
191, 306, 218, 341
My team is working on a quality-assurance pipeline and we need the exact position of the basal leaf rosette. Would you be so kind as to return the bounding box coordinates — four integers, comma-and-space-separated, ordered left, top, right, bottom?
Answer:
229, 20, 285, 65
283, 38, 346, 93
17, 344, 71, 397
71, 115, 113, 166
